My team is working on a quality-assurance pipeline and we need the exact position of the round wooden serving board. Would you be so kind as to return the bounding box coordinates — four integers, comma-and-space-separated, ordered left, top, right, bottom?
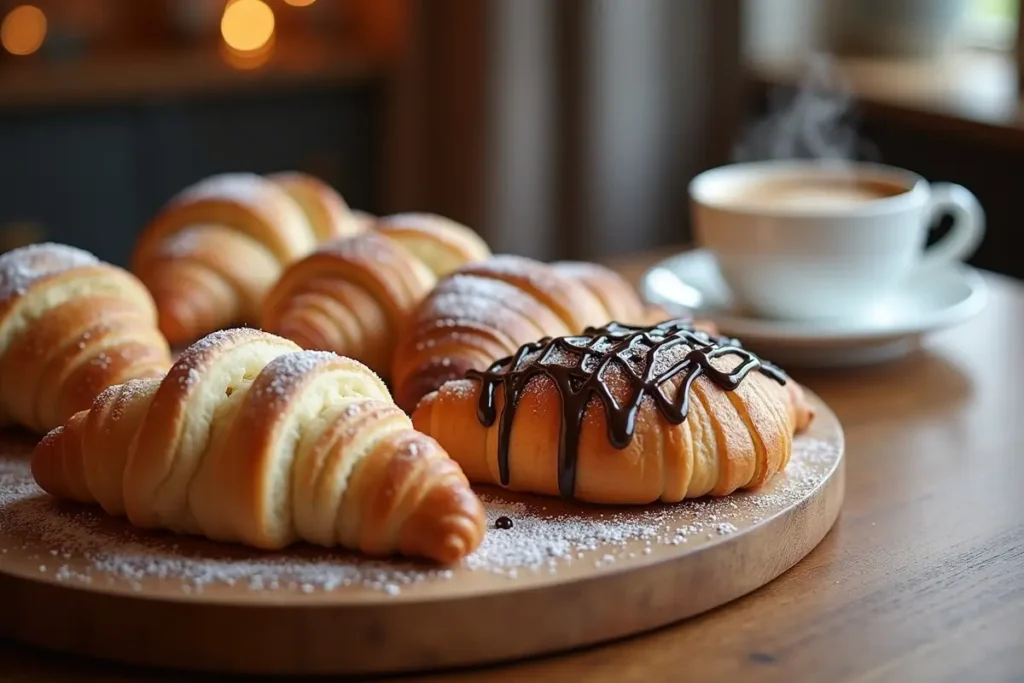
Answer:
0, 391, 844, 676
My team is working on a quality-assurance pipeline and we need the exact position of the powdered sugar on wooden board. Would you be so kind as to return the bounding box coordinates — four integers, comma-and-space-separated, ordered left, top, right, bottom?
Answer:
0, 436, 840, 597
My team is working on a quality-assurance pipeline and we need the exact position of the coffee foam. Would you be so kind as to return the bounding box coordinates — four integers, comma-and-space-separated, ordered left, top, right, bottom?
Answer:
721, 177, 908, 212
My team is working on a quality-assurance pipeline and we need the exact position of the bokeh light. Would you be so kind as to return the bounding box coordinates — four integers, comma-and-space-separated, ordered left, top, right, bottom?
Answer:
1, 5, 47, 56
220, 0, 275, 54
283, 0, 317, 6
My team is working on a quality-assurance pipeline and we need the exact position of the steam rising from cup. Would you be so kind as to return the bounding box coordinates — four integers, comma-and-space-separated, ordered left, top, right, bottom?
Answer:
732, 55, 879, 164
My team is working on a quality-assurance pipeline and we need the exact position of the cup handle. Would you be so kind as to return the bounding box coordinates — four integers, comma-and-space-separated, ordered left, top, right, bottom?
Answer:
916, 182, 985, 272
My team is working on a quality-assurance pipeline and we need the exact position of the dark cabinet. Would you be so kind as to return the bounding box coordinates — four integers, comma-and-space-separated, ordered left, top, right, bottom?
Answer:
0, 82, 381, 267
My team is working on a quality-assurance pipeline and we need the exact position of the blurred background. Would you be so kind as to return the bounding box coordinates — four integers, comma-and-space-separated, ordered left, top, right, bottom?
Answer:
0, 0, 1019, 277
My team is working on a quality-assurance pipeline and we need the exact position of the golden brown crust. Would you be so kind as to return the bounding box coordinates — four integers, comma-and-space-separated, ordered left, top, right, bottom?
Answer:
268, 171, 365, 242
81, 379, 162, 516
139, 224, 280, 343
134, 173, 314, 267
392, 271, 569, 412
131, 172, 359, 347
456, 256, 609, 332
550, 261, 648, 323
261, 216, 491, 377
31, 328, 484, 564
392, 255, 657, 413
31, 413, 85, 503
0, 243, 171, 434
550, 261, 698, 329
413, 342, 815, 505
377, 213, 491, 276
122, 327, 297, 531
350, 210, 379, 233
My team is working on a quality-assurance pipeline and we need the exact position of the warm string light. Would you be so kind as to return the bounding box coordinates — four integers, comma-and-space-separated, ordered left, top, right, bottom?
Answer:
221, 0, 275, 53
220, 0, 276, 70
283, 0, 317, 6
1, 4, 47, 56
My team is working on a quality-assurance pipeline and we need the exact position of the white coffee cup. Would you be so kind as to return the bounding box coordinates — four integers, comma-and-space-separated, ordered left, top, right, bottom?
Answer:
689, 160, 985, 321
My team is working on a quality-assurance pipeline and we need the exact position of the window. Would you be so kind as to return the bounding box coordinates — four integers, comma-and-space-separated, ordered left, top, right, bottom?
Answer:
962, 0, 1020, 51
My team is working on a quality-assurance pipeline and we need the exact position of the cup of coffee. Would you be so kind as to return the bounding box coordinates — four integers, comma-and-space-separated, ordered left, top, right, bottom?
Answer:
689, 160, 985, 321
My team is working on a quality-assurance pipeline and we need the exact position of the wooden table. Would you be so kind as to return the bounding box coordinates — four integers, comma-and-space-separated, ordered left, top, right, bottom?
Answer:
2, 250, 1023, 682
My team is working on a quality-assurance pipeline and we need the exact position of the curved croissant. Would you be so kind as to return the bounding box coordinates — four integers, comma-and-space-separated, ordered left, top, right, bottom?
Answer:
261, 213, 491, 376
131, 171, 364, 347
31, 328, 485, 563
413, 321, 815, 505
391, 255, 666, 413
0, 243, 171, 434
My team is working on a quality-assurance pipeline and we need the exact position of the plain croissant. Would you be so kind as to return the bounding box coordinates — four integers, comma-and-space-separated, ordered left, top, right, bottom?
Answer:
391, 255, 669, 413
413, 320, 815, 505
131, 171, 364, 347
31, 327, 486, 564
0, 242, 171, 434
262, 213, 491, 376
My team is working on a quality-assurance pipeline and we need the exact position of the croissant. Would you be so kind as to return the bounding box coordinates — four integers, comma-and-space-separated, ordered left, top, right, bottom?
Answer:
553, 260, 721, 334
31, 327, 485, 564
0, 243, 171, 434
412, 320, 815, 504
390, 255, 668, 413
131, 171, 364, 347
261, 213, 491, 376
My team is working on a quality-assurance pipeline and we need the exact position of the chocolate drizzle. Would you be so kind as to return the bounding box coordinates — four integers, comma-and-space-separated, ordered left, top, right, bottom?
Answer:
466, 320, 787, 500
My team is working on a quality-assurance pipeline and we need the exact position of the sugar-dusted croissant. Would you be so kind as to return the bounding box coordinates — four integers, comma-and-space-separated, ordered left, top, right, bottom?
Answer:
391, 255, 667, 413
131, 171, 364, 347
261, 213, 491, 376
413, 320, 815, 504
31, 327, 485, 564
0, 243, 171, 434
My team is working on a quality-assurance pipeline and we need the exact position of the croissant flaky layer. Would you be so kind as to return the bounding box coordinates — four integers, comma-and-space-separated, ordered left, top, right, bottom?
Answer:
391, 255, 673, 413
262, 213, 491, 377
132, 172, 364, 347
32, 328, 485, 564
0, 243, 171, 434
413, 322, 815, 505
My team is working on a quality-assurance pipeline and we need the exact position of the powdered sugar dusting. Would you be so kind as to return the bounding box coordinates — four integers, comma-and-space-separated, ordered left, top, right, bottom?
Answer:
0, 243, 99, 302
255, 350, 339, 397
320, 232, 402, 265
154, 228, 206, 259
169, 328, 286, 386
170, 173, 271, 212
413, 275, 546, 338
467, 436, 839, 574
179, 327, 263, 356
467, 254, 559, 289
0, 434, 840, 597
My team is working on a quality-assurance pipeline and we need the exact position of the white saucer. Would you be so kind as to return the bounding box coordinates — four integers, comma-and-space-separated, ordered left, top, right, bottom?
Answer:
640, 249, 988, 368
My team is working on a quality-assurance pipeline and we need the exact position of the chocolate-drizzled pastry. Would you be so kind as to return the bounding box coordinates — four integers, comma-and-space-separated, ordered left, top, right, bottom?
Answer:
412, 320, 815, 505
